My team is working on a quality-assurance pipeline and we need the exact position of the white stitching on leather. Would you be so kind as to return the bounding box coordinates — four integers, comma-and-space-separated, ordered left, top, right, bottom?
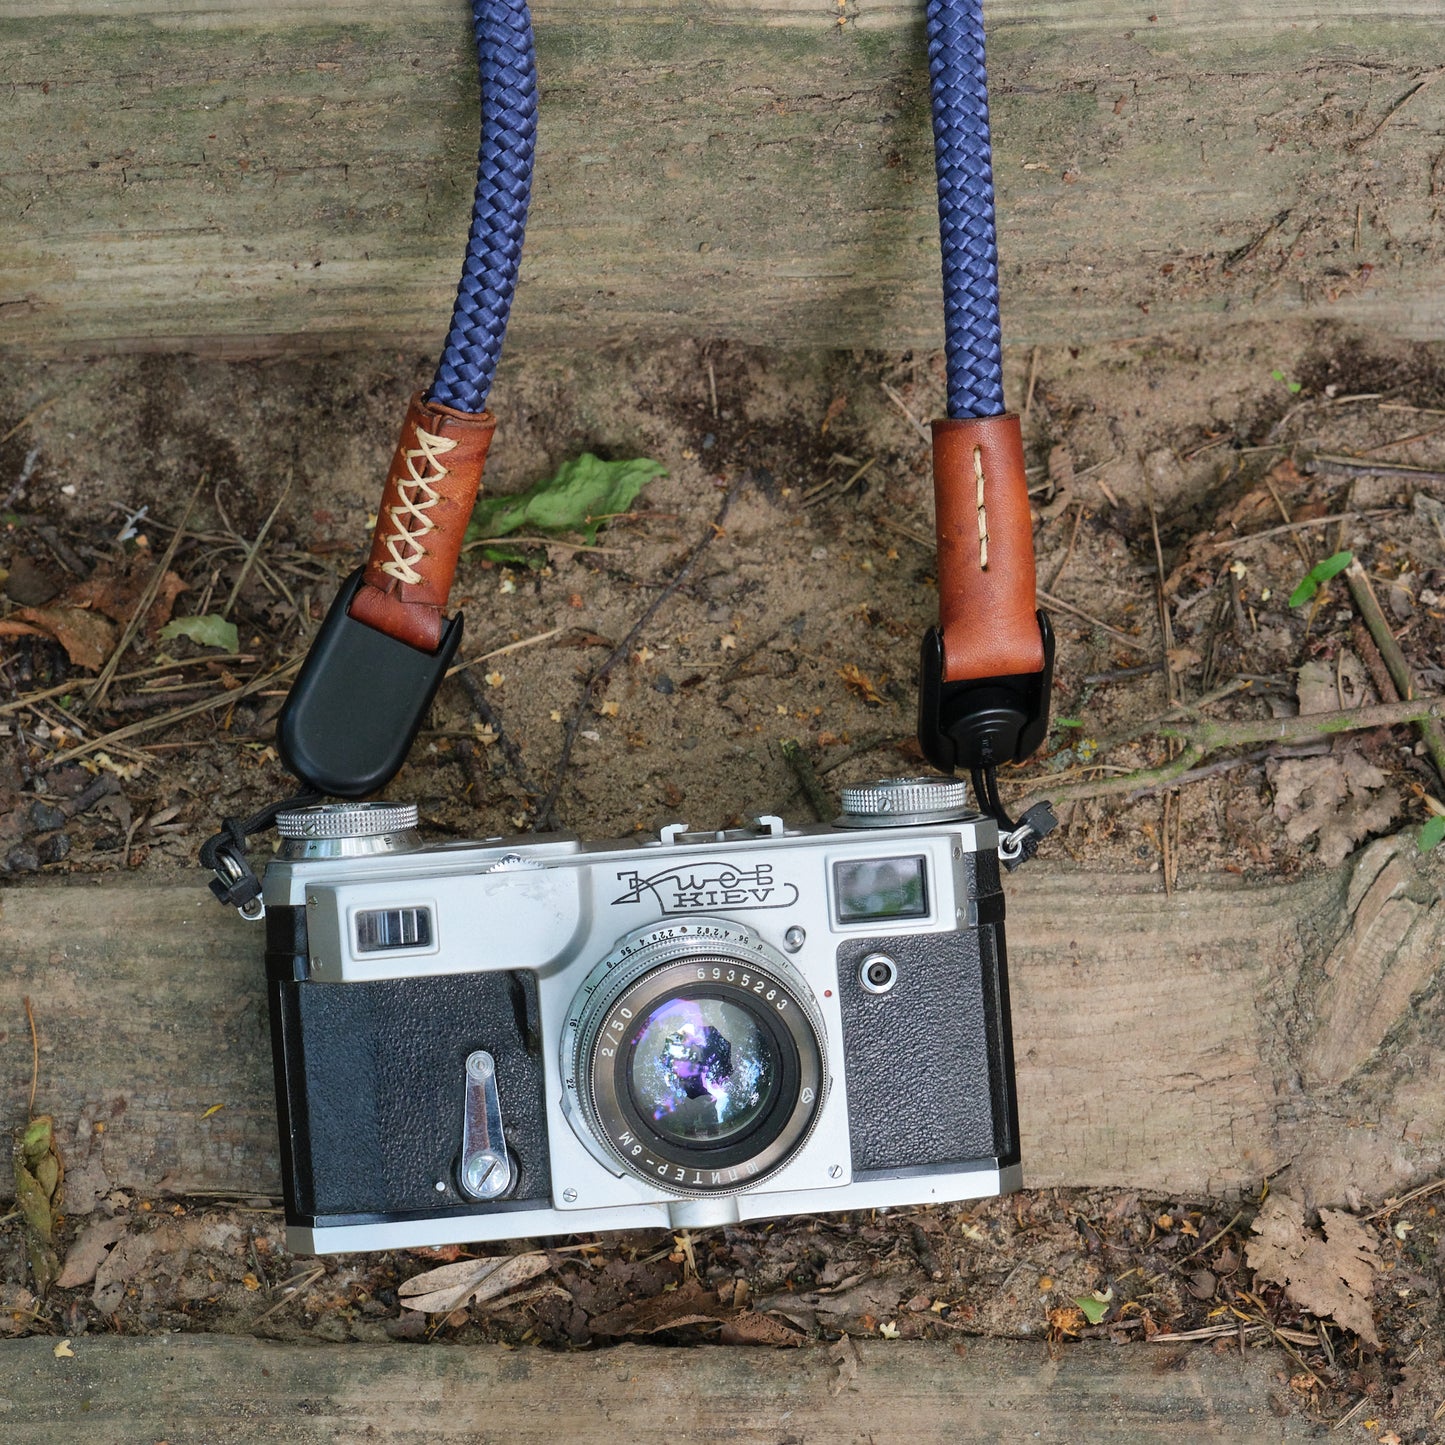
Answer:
378, 425, 459, 586
973, 444, 989, 570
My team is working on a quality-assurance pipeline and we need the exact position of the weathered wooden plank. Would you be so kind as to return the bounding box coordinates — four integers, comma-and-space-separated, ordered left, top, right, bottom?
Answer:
2, 1, 1442, 354
1, 832, 1440, 1210
0, 1334, 1316, 1442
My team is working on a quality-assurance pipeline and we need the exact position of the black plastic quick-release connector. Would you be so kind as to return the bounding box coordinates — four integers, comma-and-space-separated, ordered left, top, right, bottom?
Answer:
277, 568, 463, 798
917, 609, 1055, 775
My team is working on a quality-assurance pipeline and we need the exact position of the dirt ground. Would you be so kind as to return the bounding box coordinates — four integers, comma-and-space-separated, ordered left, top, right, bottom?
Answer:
3, 321, 1445, 1436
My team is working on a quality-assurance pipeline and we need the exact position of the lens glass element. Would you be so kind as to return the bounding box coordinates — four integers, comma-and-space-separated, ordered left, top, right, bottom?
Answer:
627, 995, 777, 1146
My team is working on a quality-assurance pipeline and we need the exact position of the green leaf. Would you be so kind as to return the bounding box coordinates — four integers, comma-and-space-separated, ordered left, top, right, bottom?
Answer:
1054, 718, 1084, 729
1288, 551, 1353, 608
158, 614, 240, 651
465, 454, 666, 549
1420, 814, 1445, 853
1075, 1295, 1109, 1325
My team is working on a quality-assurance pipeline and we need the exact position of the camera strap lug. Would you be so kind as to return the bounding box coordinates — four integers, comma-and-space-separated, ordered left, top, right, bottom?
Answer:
199, 786, 323, 918
998, 800, 1060, 872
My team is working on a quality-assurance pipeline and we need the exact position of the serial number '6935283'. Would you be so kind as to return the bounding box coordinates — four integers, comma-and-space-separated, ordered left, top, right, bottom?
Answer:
697, 966, 790, 1010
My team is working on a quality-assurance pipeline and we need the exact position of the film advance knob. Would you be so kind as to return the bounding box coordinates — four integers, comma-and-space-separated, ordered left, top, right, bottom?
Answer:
274, 801, 422, 858
836, 775, 975, 828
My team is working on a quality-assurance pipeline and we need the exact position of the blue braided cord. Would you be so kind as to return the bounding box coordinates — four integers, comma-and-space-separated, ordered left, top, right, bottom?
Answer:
428, 0, 537, 415
925, 0, 1006, 420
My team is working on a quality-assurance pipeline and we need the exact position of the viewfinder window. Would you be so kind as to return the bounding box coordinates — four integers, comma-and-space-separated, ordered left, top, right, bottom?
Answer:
355, 906, 433, 953
833, 856, 928, 923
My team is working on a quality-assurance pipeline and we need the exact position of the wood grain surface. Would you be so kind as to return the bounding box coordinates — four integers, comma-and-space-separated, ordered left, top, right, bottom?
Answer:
1, 831, 1440, 1211
0, 1334, 1318, 1443
3, 1, 1442, 354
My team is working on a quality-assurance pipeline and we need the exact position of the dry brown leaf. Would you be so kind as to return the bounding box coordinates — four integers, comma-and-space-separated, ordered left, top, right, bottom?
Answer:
1039, 444, 1075, 520
587, 1278, 727, 1336
719, 1310, 806, 1347
838, 663, 885, 707
820, 394, 848, 433
397, 1251, 551, 1315
1245, 1193, 1379, 1346
829, 1333, 862, 1396
3, 605, 116, 670
70, 566, 188, 634
1269, 749, 1400, 867
56, 1215, 130, 1289
92, 1216, 241, 1315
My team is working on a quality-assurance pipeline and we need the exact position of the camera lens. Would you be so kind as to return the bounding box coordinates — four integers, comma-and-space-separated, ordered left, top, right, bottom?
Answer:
627, 994, 780, 1147
563, 921, 827, 1196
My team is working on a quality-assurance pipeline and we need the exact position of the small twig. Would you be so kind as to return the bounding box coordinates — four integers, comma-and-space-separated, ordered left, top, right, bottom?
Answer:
718, 616, 802, 686
537, 479, 744, 829
1044, 502, 1085, 592
0, 655, 256, 718
462, 535, 626, 556
880, 382, 930, 445
1125, 742, 1323, 801
1345, 558, 1445, 787
875, 515, 934, 550
780, 739, 833, 821
1084, 662, 1163, 685
1349, 68, 1445, 150
1023, 695, 1445, 809
1363, 1176, 1445, 1222
802, 456, 875, 508
89, 474, 206, 708
815, 731, 900, 776
1023, 347, 1041, 418
446, 627, 563, 679
1262, 468, 1311, 566
224, 470, 293, 617
1207, 510, 1392, 556
1331, 1396, 1370, 1432
1362, 417, 1445, 453
249, 1265, 327, 1330
24, 996, 39, 1118
455, 670, 543, 800
1344, 561, 1412, 699
1174, 1209, 1245, 1272
1306, 453, 1445, 482
1036, 589, 1151, 653
0, 397, 59, 450
35, 524, 88, 578
54, 658, 301, 764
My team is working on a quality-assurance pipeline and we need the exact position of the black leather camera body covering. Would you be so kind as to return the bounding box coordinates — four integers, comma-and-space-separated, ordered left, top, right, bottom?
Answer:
265, 908, 553, 1232
836, 849, 1017, 1177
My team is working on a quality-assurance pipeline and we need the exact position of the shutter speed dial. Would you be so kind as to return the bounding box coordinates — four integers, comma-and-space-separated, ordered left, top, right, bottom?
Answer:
836, 776, 976, 828
275, 802, 423, 859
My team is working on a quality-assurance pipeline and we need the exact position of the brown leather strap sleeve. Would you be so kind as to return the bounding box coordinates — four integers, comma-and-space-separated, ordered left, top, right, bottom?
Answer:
348, 392, 496, 652
933, 412, 1045, 682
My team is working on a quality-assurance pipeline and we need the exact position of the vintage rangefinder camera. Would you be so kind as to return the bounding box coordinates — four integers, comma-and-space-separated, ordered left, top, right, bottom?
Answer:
260, 776, 1020, 1253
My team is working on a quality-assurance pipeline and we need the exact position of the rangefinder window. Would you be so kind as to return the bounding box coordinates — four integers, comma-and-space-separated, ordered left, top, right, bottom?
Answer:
832, 856, 928, 923
354, 906, 433, 953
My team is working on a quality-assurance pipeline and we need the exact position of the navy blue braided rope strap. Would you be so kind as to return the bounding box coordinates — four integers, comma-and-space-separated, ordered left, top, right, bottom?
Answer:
428, 0, 538, 415
925, 0, 1006, 420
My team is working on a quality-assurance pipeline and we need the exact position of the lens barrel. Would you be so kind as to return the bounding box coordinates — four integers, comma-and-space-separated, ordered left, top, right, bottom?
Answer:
562, 920, 827, 1196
